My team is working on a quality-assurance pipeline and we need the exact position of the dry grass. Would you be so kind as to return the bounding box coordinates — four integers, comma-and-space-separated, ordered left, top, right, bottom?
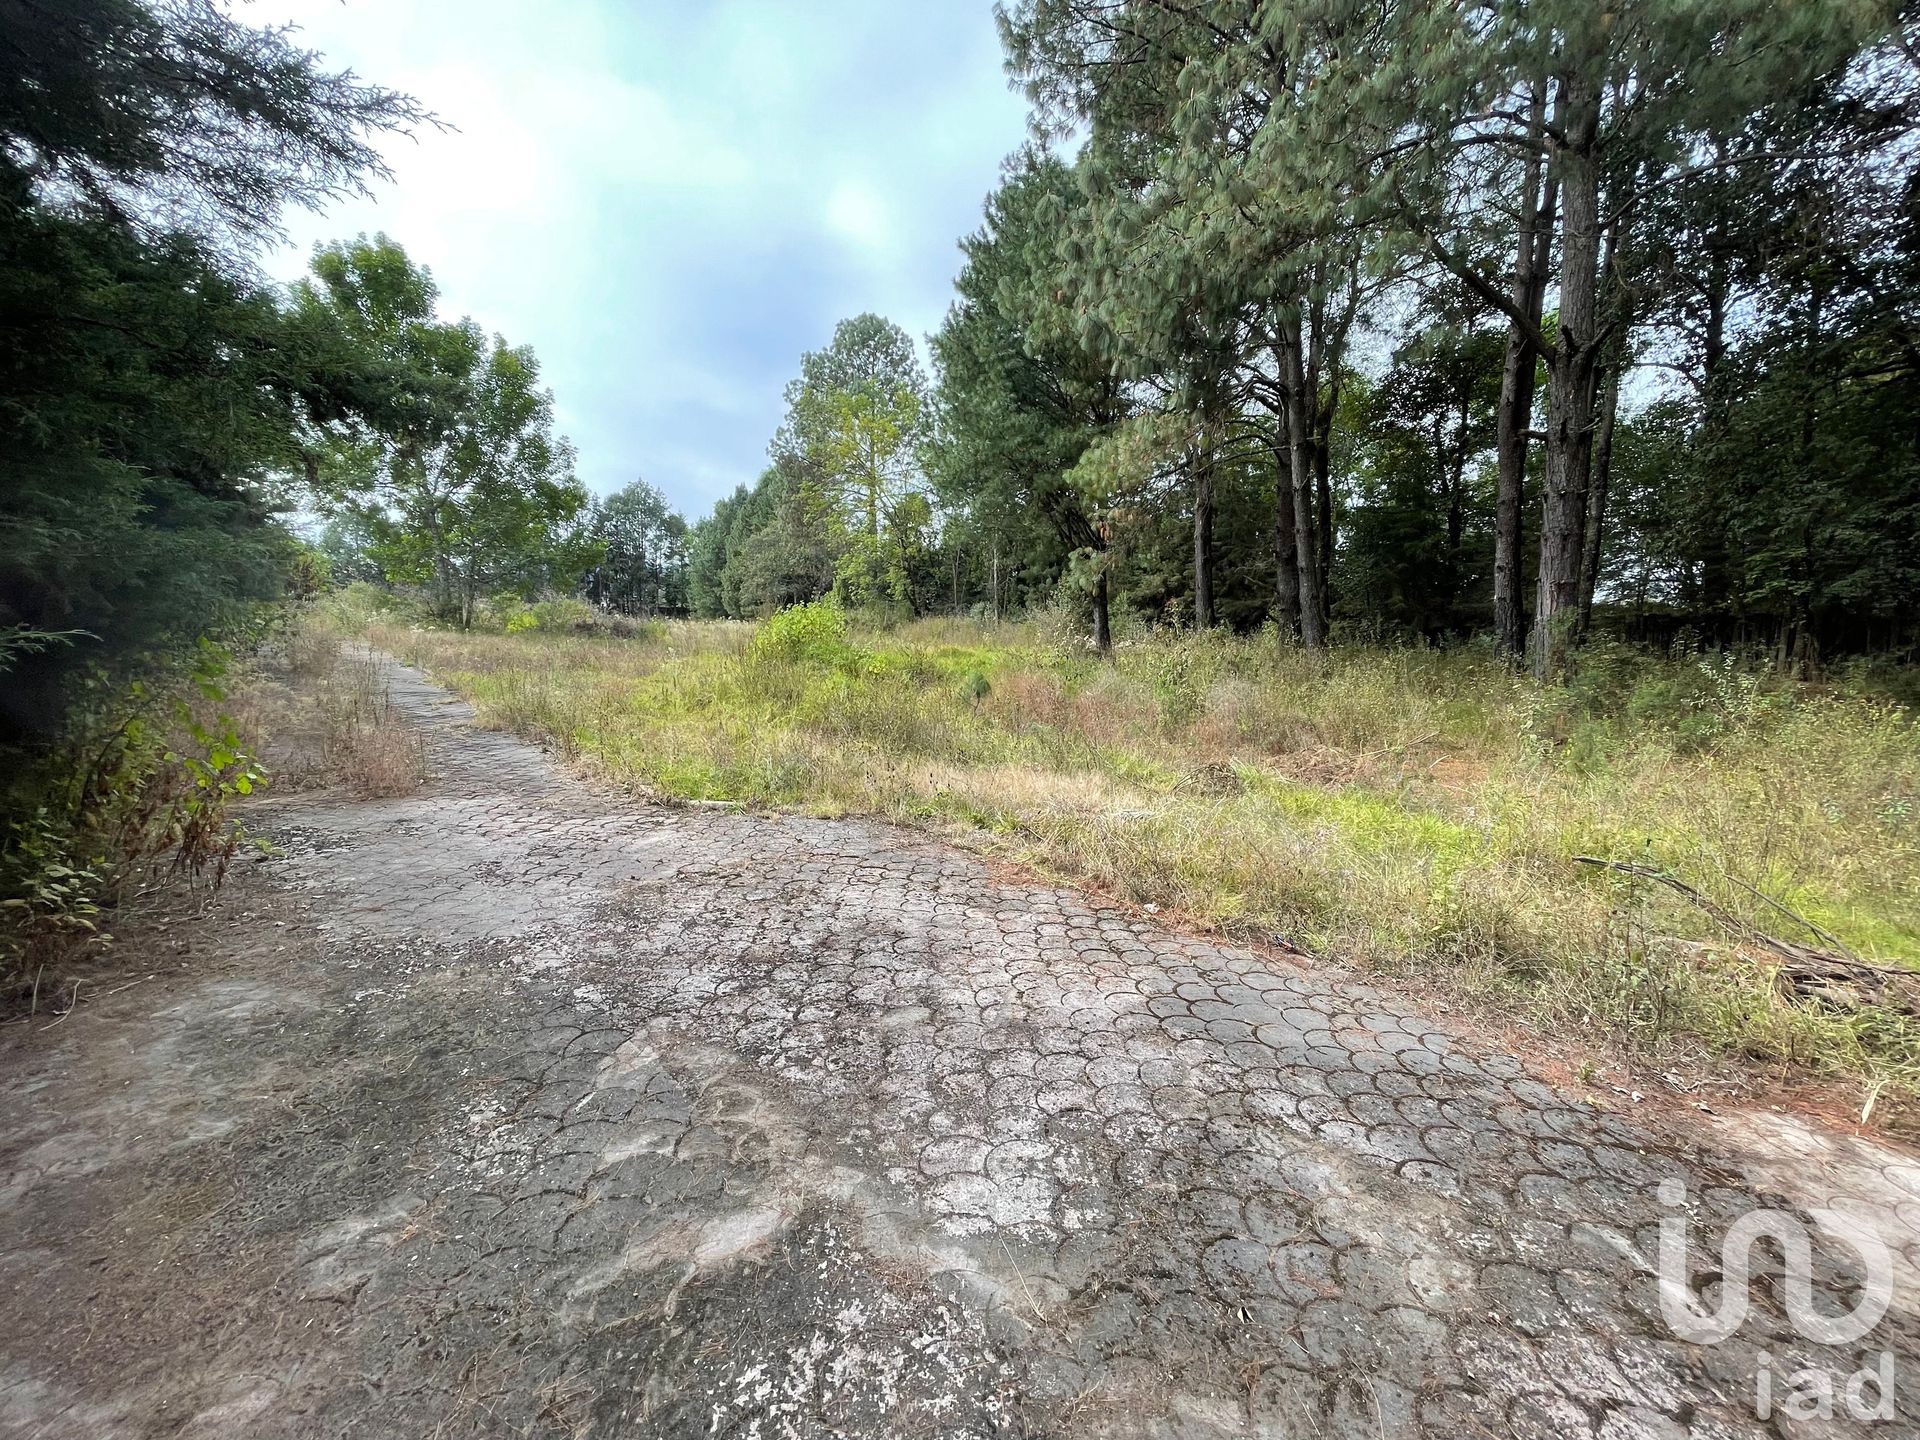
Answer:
318, 649, 428, 798
258, 623, 426, 798
332, 600, 1920, 1109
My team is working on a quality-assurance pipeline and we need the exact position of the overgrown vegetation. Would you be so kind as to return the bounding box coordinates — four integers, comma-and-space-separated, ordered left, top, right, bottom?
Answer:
267, 628, 427, 800
0, 2, 435, 989
352, 601, 1920, 1108
0, 635, 272, 1003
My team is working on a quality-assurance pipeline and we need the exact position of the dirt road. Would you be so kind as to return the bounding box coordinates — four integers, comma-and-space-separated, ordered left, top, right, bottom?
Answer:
1, 660, 1914, 1437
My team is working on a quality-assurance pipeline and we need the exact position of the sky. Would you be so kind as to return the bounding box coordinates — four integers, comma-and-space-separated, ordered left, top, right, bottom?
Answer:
257, 0, 1032, 519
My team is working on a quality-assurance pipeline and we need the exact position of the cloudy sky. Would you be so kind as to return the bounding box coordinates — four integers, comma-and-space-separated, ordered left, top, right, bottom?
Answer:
259, 0, 1031, 518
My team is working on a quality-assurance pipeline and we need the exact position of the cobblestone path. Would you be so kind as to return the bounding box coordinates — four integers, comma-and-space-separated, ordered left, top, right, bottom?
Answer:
1, 660, 1915, 1438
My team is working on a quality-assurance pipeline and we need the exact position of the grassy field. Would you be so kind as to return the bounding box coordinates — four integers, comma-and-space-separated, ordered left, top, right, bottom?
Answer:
339, 595, 1920, 1108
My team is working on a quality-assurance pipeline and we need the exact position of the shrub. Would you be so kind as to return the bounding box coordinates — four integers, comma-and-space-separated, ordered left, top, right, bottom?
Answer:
314, 649, 428, 798
747, 599, 856, 668
1, 641, 270, 1000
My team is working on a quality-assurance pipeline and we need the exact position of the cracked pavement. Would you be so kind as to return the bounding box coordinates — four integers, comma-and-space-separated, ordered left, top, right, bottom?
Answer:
1, 659, 1916, 1438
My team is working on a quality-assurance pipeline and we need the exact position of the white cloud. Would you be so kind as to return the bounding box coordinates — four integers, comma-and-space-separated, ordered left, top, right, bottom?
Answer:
244, 0, 1029, 511
823, 178, 895, 254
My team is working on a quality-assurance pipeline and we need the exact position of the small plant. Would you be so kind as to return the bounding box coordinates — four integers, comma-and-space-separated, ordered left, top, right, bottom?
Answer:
0, 810, 103, 949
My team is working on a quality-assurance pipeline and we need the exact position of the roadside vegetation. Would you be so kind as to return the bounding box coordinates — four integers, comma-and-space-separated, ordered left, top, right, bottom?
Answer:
336, 588, 1920, 1111
0, 6, 554, 1000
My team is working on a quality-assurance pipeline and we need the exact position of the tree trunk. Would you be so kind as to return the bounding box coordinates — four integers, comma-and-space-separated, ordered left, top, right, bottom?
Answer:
1273, 443, 1301, 639
1494, 81, 1553, 662
1576, 360, 1621, 640
1445, 402, 1469, 614
1280, 311, 1326, 648
1530, 76, 1602, 681
1312, 423, 1334, 634
1192, 440, 1215, 630
1092, 565, 1112, 656
1310, 290, 1336, 634
1695, 235, 1733, 615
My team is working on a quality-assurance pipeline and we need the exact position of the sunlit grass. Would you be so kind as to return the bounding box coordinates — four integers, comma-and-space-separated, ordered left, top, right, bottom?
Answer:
348, 601, 1920, 1105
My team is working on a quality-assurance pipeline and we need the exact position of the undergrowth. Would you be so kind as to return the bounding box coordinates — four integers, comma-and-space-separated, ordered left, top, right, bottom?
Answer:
0, 637, 272, 1008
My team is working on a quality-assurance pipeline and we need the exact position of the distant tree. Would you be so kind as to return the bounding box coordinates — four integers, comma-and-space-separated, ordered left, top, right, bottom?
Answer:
587, 480, 689, 615
685, 488, 739, 619
928, 151, 1124, 648
771, 314, 930, 608
1343, 314, 1505, 638
731, 489, 838, 613
684, 459, 837, 618
297, 238, 593, 628
314, 513, 385, 585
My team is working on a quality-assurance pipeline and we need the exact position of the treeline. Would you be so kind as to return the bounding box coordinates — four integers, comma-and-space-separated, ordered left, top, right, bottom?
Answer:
694, 0, 1920, 678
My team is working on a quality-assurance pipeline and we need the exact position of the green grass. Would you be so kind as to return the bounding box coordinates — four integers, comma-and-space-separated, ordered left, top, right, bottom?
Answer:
347, 600, 1920, 1108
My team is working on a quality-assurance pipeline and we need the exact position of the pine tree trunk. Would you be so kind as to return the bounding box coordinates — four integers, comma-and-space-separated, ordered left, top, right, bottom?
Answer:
1445, 403, 1469, 613
1577, 361, 1620, 640
1494, 82, 1552, 662
1093, 566, 1112, 656
1280, 312, 1326, 648
1192, 442, 1215, 630
1273, 447, 1301, 639
1530, 77, 1602, 681
1311, 293, 1336, 634
1696, 240, 1733, 615
1313, 426, 1334, 634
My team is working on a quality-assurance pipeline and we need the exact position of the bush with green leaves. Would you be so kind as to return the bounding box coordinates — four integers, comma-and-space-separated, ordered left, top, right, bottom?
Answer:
746, 599, 858, 668
1, 641, 270, 992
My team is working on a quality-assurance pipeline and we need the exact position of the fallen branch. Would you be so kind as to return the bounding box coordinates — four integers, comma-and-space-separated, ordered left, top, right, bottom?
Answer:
1572, 856, 1920, 1019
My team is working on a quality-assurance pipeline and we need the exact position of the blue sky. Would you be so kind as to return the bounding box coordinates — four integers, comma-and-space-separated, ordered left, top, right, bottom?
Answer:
260, 0, 1030, 518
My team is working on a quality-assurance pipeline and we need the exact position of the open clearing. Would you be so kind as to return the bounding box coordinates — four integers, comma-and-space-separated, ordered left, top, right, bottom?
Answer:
1, 659, 1915, 1438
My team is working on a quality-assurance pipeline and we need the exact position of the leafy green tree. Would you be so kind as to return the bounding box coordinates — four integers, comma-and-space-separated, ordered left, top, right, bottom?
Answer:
586, 480, 689, 615
0, 0, 424, 948
771, 314, 929, 608
685, 488, 740, 619
0, 0, 420, 753
685, 460, 836, 619
297, 238, 592, 627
